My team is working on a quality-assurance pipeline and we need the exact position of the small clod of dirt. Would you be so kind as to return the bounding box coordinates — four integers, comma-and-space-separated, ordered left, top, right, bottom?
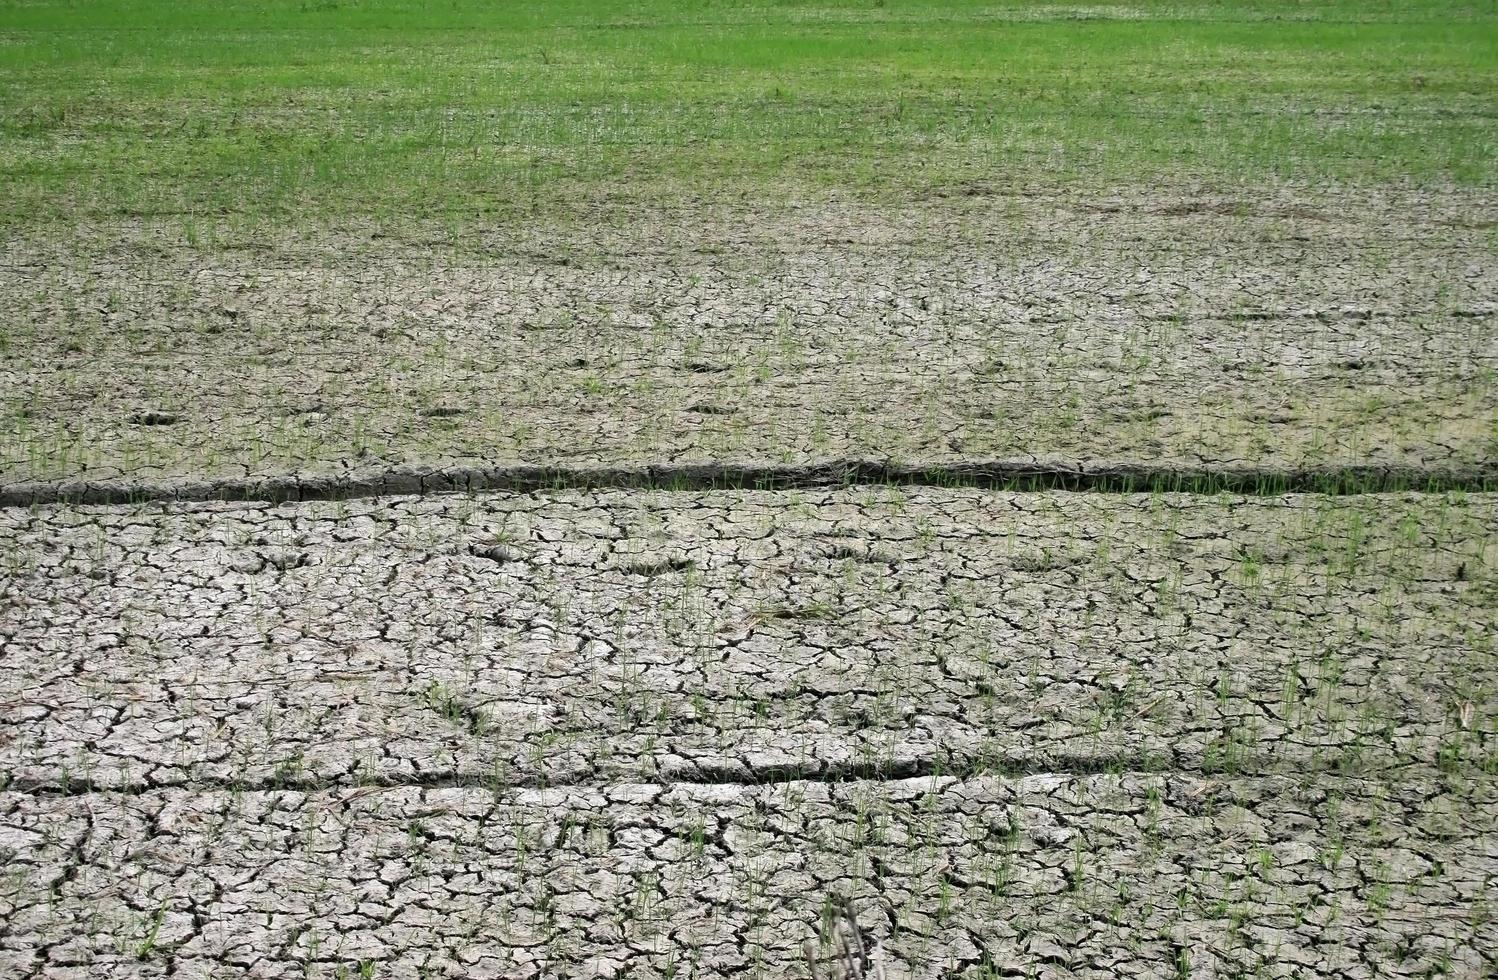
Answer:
622, 556, 695, 578
758, 602, 835, 622
686, 402, 734, 415
924, 180, 997, 199
1008, 553, 1076, 573
1158, 200, 1248, 218
469, 543, 524, 564
420, 406, 465, 419
228, 554, 267, 575
826, 543, 896, 565
262, 550, 309, 572
128, 411, 180, 427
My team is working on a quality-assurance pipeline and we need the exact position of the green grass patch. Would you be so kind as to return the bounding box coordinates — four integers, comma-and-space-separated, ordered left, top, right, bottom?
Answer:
1, 0, 1494, 222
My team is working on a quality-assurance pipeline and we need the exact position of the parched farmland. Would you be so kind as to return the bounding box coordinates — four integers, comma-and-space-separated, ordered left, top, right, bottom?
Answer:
1, 1, 1495, 978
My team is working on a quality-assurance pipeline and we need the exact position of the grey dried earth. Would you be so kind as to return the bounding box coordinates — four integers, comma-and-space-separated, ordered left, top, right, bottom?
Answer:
2, 190, 1496, 979
2, 189, 1495, 493
2, 489, 1495, 977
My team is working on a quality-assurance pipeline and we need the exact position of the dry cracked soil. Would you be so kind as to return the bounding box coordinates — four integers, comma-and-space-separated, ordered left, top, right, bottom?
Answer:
2, 187, 1496, 979
2, 189, 1496, 496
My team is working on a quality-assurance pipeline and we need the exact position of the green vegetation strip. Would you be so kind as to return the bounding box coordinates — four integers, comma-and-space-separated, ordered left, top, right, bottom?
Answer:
3, 459, 1495, 507
2, 0, 1494, 223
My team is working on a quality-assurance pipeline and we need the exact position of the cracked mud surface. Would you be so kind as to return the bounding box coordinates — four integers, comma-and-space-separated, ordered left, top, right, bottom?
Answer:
2, 488, 1494, 977
3, 773, 1494, 979
4, 182, 1496, 978
3, 188, 1495, 490
3, 489, 1493, 792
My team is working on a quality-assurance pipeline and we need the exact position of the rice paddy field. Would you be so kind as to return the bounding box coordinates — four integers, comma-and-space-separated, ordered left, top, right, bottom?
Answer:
1, 1, 1495, 977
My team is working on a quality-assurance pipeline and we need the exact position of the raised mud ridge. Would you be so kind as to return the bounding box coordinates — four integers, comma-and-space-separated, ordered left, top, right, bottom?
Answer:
3, 458, 1494, 506
6, 750, 1264, 800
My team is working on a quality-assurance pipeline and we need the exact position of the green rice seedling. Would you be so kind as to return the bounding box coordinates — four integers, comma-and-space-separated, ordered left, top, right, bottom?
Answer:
133, 907, 167, 961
